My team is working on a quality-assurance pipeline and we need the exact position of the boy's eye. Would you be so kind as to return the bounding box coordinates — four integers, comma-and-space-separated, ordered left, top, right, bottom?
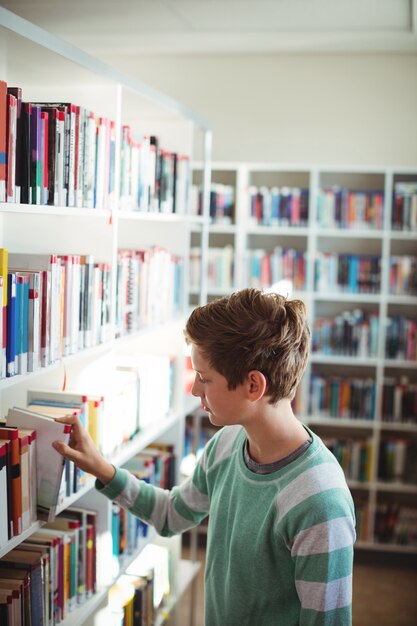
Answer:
198, 375, 207, 384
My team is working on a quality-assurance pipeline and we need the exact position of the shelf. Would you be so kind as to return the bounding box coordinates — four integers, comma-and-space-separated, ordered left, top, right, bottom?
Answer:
0, 521, 44, 559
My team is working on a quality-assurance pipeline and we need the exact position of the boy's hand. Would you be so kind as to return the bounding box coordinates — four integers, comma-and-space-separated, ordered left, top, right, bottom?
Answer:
53, 413, 115, 485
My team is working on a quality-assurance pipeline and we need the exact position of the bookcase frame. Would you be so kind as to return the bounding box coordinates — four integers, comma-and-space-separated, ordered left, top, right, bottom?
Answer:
191, 160, 417, 556
0, 6, 212, 625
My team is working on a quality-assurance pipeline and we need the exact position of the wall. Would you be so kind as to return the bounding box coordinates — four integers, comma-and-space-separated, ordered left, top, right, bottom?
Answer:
105, 52, 417, 166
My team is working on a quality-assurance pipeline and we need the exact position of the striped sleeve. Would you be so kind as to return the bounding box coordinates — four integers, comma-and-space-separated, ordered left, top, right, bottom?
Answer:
277, 460, 356, 625
95, 462, 210, 537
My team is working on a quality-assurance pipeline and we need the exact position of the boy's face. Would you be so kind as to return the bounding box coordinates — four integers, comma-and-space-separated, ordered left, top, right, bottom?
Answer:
190, 344, 248, 427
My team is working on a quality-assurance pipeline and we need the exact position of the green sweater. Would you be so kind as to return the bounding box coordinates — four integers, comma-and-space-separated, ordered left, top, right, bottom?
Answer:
96, 425, 356, 625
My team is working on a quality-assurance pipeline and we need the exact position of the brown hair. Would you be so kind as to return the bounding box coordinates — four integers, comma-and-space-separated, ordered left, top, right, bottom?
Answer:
184, 288, 310, 404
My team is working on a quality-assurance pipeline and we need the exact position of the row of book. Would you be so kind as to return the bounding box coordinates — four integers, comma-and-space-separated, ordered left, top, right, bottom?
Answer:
107, 543, 171, 626
388, 256, 417, 296
0, 248, 111, 379
190, 183, 235, 224
323, 437, 373, 483
314, 312, 417, 361
374, 504, 417, 546
247, 186, 309, 228
189, 245, 234, 291
317, 187, 384, 230
119, 127, 190, 214
354, 499, 370, 542
312, 309, 380, 358
392, 182, 417, 231
385, 316, 417, 361
0, 80, 116, 209
382, 377, 417, 424
308, 375, 376, 421
0, 80, 191, 214
115, 247, 183, 336
315, 253, 381, 294
244, 247, 306, 291
378, 439, 412, 483
0, 507, 98, 626
111, 444, 175, 574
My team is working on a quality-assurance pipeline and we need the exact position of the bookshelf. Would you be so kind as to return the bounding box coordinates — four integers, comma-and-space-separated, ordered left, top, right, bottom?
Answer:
0, 6, 212, 625
191, 161, 417, 555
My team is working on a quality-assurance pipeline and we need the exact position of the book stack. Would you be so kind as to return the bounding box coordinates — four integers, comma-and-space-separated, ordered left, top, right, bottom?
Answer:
308, 374, 376, 420
0, 79, 192, 213
385, 316, 417, 361
392, 182, 417, 231
322, 436, 373, 483
244, 246, 306, 291
0, 248, 112, 379
315, 252, 381, 294
247, 186, 309, 228
374, 504, 417, 546
115, 247, 183, 335
317, 187, 384, 230
388, 256, 417, 296
119, 128, 190, 214
0, 506, 98, 624
107, 543, 171, 626
312, 308, 380, 358
0, 80, 116, 209
190, 182, 235, 224
382, 377, 417, 424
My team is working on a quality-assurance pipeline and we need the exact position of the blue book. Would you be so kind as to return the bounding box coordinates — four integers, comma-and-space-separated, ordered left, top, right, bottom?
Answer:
16, 273, 29, 375
6, 272, 17, 377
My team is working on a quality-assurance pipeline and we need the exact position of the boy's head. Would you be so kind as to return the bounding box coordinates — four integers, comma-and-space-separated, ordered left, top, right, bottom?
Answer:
184, 288, 311, 404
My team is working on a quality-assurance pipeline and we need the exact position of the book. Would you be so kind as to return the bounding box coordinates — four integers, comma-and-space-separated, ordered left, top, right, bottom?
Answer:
0, 441, 9, 547
0, 80, 6, 202
16, 428, 37, 527
6, 272, 17, 377
6, 87, 22, 203
0, 248, 7, 379
0, 426, 22, 537
30, 104, 42, 205
6, 407, 71, 521
15, 273, 29, 375
6, 93, 17, 203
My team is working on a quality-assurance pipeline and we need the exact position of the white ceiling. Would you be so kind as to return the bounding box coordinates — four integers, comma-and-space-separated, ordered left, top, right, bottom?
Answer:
1, 0, 417, 56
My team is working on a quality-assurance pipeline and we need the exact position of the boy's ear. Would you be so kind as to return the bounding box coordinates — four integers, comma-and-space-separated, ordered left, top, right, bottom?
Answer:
246, 370, 267, 401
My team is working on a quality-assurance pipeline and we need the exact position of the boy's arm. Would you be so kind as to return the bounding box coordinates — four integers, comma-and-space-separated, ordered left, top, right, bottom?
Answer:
291, 495, 356, 625
53, 412, 210, 536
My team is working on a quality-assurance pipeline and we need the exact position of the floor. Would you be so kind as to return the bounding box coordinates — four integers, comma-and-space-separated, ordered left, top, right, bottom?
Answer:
172, 542, 417, 626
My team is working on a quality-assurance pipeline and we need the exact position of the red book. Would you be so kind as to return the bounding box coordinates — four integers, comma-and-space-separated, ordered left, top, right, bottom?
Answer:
0, 427, 22, 537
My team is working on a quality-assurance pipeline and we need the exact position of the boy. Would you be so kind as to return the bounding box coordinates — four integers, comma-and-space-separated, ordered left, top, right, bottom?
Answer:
53, 288, 356, 625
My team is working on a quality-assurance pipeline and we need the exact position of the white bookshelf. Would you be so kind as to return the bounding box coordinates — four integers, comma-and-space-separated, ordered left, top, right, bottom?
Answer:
0, 6, 212, 624
191, 160, 417, 555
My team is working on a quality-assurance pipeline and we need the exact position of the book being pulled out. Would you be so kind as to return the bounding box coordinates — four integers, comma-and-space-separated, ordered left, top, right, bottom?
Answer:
6, 406, 71, 521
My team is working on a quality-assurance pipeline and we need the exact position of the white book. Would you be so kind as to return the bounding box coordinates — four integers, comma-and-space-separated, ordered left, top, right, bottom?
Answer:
0, 440, 9, 547
6, 406, 71, 522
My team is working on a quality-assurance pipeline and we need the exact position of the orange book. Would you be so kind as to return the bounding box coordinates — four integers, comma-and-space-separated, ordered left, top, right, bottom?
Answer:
0, 427, 22, 537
